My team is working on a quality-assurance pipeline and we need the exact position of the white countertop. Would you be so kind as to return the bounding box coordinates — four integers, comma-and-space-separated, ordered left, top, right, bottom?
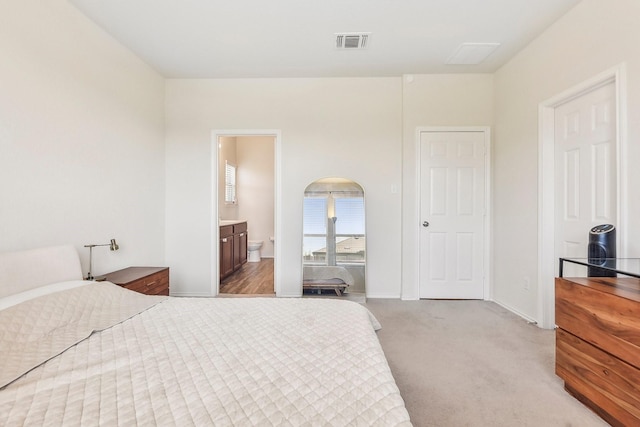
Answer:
219, 220, 246, 226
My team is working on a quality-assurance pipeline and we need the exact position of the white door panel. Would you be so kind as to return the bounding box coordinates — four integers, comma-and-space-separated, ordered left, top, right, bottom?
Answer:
555, 82, 616, 270
419, 131, 485, 299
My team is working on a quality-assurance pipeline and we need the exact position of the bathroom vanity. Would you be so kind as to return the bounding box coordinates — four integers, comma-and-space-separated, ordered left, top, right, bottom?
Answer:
220, 221, 248, 280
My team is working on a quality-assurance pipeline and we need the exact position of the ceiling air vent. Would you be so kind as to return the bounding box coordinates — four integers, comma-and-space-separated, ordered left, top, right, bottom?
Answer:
335, 32, 371, 49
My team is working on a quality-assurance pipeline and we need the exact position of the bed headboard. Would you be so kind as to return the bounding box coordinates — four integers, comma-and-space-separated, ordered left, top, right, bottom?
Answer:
0, 245, 83, 298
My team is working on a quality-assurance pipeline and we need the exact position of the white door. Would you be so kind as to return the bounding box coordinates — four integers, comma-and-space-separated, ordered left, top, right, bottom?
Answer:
419, 131, 486, 299
554, 82, 616, 276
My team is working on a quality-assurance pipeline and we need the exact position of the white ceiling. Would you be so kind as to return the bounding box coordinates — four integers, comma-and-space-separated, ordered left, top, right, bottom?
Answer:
70, 0, 581, 79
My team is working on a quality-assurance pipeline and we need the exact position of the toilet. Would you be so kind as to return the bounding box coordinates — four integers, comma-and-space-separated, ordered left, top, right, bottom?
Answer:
247, 240, 263, 262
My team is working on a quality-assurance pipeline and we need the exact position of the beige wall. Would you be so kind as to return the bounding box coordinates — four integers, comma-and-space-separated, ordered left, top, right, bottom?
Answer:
0, 1, 166, 276
165, 78, 403, 297
166, 75, 494, 298
493, 0, 640, 320
10, 0, 639, 321
237, 136, 275, 258
401, 74, 495, 299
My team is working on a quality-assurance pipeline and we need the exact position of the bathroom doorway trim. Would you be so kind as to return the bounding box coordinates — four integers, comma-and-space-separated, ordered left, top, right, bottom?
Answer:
211, 129, 282, 296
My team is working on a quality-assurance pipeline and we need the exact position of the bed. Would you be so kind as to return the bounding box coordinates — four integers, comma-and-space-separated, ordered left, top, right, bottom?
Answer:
0, 246, 411, 426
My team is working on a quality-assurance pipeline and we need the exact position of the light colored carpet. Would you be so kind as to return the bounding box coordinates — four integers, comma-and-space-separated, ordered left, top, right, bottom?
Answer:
364, 299, 610, 427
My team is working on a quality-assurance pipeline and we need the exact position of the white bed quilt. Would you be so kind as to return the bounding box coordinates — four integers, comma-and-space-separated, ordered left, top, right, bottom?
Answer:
0, 284, 411, 426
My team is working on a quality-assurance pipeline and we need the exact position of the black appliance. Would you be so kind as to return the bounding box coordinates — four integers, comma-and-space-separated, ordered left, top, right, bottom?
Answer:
587, 224, 616, 277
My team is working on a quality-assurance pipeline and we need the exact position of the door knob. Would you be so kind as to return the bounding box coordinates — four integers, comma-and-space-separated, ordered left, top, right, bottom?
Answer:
422, 221, 430, 227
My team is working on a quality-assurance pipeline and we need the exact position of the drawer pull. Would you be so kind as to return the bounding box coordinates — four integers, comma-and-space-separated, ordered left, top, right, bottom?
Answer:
222, 238, 228, 243
146, 281, 155, 287
239, 233, 245, 237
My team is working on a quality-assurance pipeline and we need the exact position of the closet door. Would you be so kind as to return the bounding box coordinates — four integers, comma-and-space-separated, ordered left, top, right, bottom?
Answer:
419, 130, 486, 299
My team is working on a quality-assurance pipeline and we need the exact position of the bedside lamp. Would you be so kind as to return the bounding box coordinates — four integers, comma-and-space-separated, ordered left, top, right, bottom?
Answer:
84, 239, 119, 280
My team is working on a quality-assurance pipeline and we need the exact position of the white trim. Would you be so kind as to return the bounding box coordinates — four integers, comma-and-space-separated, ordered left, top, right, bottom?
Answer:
169, 292, 219, 298
414, 126, 492, 300
538, 64, 627, 329
366, 294, 404, 299
492, 298, 538, 325
212, 129, 282, 297
277, 293, 303, 298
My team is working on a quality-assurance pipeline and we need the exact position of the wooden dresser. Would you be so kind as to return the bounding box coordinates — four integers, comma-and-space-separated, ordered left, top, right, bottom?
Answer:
99, 266, 169, 296
555, 276, 640, 426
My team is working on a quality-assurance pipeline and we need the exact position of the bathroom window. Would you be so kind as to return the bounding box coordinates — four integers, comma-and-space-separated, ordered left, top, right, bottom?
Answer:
225, 161, 237, 204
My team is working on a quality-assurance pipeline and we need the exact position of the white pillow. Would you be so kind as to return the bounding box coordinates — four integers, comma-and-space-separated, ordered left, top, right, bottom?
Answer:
0, 245, 83, 298
0, 280, 92, 311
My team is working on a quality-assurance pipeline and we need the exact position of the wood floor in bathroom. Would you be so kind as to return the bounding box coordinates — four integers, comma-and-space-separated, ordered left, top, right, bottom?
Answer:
219, 258, 275, 295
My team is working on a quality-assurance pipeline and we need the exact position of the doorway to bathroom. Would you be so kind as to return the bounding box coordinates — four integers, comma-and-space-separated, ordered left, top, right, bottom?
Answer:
213, 130, 279, 296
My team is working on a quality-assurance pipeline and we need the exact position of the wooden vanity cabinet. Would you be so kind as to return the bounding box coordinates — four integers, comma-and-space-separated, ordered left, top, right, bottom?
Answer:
220, 222, 248, 280
220, 225, 234, 279
233, 222, 248, 270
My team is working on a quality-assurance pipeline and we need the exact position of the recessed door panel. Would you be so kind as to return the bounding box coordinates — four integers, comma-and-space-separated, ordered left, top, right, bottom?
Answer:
456, 232, 473, 281
457, 168, 475, 216
563, 149, 580, 220
592, 142, 612, 220
428, 232, 447, 281
430, 168, 447, 216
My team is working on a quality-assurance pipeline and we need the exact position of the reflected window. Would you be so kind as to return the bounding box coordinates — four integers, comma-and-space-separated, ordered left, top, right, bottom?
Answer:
303, 197, 327, 264
303, 179, 365, 266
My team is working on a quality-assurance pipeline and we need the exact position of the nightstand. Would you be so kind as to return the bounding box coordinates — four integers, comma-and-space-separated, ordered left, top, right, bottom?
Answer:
98, 267, 169, 296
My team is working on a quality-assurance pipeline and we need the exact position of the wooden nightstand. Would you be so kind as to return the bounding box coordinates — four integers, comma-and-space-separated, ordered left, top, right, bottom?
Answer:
98, 267, 169, 296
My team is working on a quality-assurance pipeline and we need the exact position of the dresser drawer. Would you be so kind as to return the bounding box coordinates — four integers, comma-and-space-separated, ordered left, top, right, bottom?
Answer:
556, 277, 640, 368
220, 225, 234, 238
123, 270, 169, 295
101, 267, 169, 296
233, 222, 247, 234
556, 328, 640, 425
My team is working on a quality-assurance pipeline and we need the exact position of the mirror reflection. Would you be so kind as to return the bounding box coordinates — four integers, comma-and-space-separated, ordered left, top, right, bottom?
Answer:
302, 178, 366, 300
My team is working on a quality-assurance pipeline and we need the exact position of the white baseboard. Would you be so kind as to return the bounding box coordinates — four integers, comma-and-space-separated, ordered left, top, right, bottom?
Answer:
169, 292, 214, 298
491, 298, 538, 326
366, 293, 402, 299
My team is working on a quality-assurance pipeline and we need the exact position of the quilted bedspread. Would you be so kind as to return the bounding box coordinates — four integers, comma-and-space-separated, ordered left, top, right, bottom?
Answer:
0, 284, 411, 426
0, 282, 166, 389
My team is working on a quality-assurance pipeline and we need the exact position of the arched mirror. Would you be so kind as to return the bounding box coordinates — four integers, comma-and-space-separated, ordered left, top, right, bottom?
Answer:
302, 177, 365, 300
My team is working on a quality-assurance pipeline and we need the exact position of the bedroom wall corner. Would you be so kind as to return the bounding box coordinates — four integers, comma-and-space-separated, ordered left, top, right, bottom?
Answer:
0, 0, 166, 277
492, 0, 640, 322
